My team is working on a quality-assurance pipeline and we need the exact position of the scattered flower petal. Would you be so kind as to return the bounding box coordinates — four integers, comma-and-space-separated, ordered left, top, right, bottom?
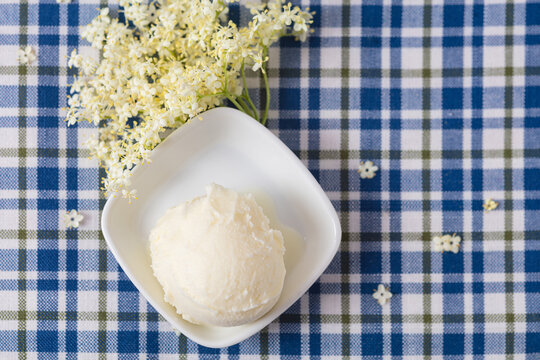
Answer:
18, 46, 36, 65
373, 284, 392, 306
63, 210, 83, 229
56, 0, 72, 3
434, 233, 461, 254
433, 236, 445, 252
357, 161, 378, 179
483, 198, 498, 212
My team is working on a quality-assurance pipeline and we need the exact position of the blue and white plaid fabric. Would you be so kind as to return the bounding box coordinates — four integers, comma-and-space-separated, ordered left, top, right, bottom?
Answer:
0, 0, 539, 358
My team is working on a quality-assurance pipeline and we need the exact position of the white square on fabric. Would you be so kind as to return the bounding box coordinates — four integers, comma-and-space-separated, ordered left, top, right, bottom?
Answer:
401, 293, 423, 315
320, 47, 341, 69
402, 321, 424, 334
319, 159, 340, 170
320, 294, 342, 315
401, 240, 423, 252
401, 76, 423, 89
430, 293, 444, 315
484, 292, 506, 314
430, 211, 443, 233
513, 45, 525, 68
401, 48, 423, 70
482, 129, 505, 150
0, 211, 19, 230
348, 212, 360, 233
483, 46, 506, 69
349, 48, 360, 70
513, 292, 526, 317
483, 210, 505, 232
401, 211, 424, 233
348, 129, 360, 150
0, 128, 18, 148
349, 294, 361, 315
401, 158, 422, 170
321, 322, 342, 334
78, 291, 100, 312
0, 46, 20, 66
512, 127, 524, 148
25, 127, 38, 148
0, 291, 18, 312
430, 129, 443, 151
483, 157, 504, 169
401, 129, 423, 151
319, 129, 341, 150
430, 47, 443, 70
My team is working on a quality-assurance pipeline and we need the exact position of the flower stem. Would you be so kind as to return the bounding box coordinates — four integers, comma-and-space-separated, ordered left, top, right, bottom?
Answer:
261, 64, 270, 126
241, 63, 259, 121
236, 96, 256, 118
224, 93, 246, 113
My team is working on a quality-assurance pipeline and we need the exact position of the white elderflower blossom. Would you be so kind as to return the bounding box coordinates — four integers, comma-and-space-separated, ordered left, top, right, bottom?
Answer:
357, 161, 378, 179
18, 46, 36, 65
433, 236, 445, 253
63, 210, 84, 229
373, 284, 392, 306
433, 234, 461, 254
483, 198, 498, 212
65, 0, 313, 199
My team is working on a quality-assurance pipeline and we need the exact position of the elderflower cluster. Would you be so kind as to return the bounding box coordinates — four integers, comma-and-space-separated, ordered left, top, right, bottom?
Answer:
66, 0, 313, 200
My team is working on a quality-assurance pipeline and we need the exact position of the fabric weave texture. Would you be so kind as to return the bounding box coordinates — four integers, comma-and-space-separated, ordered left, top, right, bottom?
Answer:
0, 0, 539, 358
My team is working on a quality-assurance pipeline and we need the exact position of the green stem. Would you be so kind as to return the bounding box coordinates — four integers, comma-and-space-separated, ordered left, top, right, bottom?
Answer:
224, 93, 245, 113
261, 66, 270, 126
197, 92, 224, 100
258, 46, 271, 126
241, 63, 259, 121
236, 96, 255, 118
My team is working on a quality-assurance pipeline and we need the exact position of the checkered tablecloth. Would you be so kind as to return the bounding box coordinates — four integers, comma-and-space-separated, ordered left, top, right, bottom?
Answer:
1, 0, 539, 358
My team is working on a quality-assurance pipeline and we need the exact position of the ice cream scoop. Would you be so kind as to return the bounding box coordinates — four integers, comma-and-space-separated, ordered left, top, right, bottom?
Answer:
149, 183, 286, 327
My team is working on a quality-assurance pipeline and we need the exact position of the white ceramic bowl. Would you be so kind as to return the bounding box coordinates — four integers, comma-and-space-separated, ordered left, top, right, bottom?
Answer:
101, 107, 341, 348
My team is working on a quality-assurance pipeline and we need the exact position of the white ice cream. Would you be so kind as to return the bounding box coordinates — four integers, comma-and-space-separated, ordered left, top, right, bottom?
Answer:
149, 184, 286, 327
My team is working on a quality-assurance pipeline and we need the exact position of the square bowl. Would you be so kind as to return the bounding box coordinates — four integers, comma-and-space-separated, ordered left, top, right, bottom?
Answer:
101, 107, 341, 348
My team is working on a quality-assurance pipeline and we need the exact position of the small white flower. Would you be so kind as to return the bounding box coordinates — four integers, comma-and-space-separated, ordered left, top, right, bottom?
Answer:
357, 161, 378, 179
434, 233, 461, 254
433, 236, 445, 252
373, 284, 392, 306
122, 188, 138, 204
63, 210, 83, 229
18, 46, 36, 65
447, 234, 461, 254
56, 0, 71, 4
483, 198, 498, 212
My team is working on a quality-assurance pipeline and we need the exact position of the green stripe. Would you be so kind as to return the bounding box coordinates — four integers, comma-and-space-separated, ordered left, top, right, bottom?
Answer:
1, 148, 533, 161
98, 180, 108, 358
0, 229, 534, 241
504, 2, 516, 358
96, 1, 109, 357
266, 67, 538, 79
0, 148, 91, 158
17, 1, 29, 359
259, 328, 269, 359
340, 0, 351, 358
1, 65, 538, 78
421, 1, 433, 358
0, 311, 528, 323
